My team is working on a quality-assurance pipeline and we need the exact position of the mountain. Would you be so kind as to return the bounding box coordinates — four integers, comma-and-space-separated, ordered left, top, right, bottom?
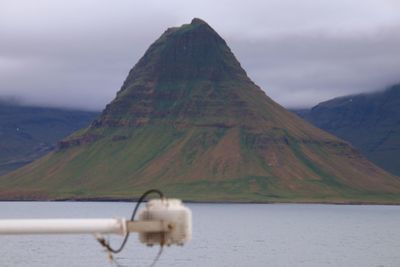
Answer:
0, 101, 99, 175
293, 84, 400, 176
1, 18, 399, 203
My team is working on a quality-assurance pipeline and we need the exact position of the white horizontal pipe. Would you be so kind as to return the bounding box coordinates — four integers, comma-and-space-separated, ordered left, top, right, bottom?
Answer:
0, 218, 127, 235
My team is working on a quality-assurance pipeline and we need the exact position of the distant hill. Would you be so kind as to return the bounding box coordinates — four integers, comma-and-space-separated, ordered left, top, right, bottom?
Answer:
293, 84, 400, 176
1, 18, 399, 203
0, 102, 99, 174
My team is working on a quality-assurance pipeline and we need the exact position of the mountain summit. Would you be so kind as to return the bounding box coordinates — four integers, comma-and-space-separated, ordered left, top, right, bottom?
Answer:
1, 19, 399, 202
92, 17, 253, 129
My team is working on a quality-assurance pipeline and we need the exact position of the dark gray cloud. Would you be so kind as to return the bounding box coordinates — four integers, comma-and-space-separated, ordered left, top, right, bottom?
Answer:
231, 26, 400, 107
1, 0, 400, 110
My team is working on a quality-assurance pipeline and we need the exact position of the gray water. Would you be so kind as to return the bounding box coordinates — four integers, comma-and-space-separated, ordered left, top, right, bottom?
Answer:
0, 202, 399, 267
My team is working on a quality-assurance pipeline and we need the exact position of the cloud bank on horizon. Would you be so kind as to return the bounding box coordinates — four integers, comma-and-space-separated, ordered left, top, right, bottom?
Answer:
1, 0, 400, 110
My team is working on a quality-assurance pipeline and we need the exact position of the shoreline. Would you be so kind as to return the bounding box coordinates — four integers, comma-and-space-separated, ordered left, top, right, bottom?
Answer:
0, 197, 399, 205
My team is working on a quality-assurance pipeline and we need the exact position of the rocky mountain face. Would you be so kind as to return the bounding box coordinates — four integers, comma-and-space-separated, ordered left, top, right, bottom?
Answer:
1, 18, 399, 202
0, 102, 99, 175
293, 84, 400, 176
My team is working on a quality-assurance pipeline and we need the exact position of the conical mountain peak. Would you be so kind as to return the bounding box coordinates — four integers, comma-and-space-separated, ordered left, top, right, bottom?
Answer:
123, 19, 248, 85
3, 19, 398, 203
190, 17, 208, 25
95, 19, 255, 128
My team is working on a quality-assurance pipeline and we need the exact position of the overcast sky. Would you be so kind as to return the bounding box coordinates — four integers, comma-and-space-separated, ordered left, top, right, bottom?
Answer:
1, 0, 400, 110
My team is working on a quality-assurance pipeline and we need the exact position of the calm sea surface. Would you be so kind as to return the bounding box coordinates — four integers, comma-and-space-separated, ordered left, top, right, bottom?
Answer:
0, 202, 399, 267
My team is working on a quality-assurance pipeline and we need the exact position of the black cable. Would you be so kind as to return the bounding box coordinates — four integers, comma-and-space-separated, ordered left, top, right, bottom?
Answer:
99, 189, 164, 254
148, 245, 164, 267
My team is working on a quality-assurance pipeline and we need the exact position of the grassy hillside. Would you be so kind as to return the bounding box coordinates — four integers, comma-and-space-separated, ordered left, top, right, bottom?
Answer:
3, 123, 399, 203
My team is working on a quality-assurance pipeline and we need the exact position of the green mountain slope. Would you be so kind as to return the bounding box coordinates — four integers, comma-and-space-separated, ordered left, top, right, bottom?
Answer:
293, 84, 400, 176
0, 102, 99, 175
1, 18, 399, 202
